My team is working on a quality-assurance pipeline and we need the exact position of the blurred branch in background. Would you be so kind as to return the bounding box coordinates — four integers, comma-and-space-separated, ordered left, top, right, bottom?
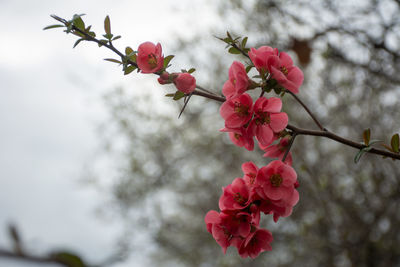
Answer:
0, 224, 126, 267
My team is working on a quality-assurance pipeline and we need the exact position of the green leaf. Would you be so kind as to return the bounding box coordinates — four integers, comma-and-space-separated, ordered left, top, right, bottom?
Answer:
72, 15, 85, 30
112, 35, 121, 41
163, 55, 174, 68
188, 68, 196, 74
50, 251, 86, 267
226, 31, 232, 40
165, 94, 175, 97
124, 65, 136, 75
104, 15, 111, 35
104, 58, 122, 64
43, 24, 64, 30
98, 39, 108, 47
241, 37, 248, 48
173, 91, 185, 100
363, 128, 370, 146
382, 143, 394, 152
125, 47, 134, 56
73, 38, 84, 48
245, 65, 253, 73
228, 47, 241, 54
103, 33, 113, 40
391, 133, 399, 153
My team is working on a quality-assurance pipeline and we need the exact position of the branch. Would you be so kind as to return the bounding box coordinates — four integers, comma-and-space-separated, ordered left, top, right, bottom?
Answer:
286, 90, 326, 131
187, 90, 400, 161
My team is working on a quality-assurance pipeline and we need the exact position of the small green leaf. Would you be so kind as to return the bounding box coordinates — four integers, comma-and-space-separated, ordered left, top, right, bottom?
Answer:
43, 24, 64, 30
104, 58, 122, 64
163, 55, 174, 68
188, 68, 196, 74
125, 47, 134, 56
103, 33, 113, 40
73, 38, 84, 48
226, 31, 232, 40
391, 133, 399, 153
50, 251, 86, 267
363, 128, 370, 146
72, 15, 85, 30
173, 91, 185, 100
241, 37, 248, 48
245, 65, 253, 73
124, 65, 136, 75
104, 15, 111, 35
228, 47, 241, 54
112, 35, 121, 41
98, 39, 108, 47
354, 149, 365, 163
165, 94, 175, 97
382, 143, 394, 152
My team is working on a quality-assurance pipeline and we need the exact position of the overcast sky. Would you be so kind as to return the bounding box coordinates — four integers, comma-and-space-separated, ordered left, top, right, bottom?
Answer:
0, 1, 220, 266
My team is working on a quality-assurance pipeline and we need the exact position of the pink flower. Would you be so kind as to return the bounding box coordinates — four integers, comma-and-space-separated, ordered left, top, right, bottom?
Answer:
267, 52, 303, 94
174, 73, 196, 94
256, 160, 297, 202
248, 97, 288, 147
241, 162, 259, 188
262, 137, 293, 166
137, 42, 164, 74
220, 211, 252, 238
204, 210, 243, 254
248, 46, 278, 73
227, 61, 250, 97
220, 127, 254, 151
220, 93, 253, 128
222, 80, 235, 99
219, 178, 250, 211
238, 228, 273, 258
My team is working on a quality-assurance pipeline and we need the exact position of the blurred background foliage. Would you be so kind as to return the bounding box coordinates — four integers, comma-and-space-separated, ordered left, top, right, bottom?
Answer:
95, 0, 400, 266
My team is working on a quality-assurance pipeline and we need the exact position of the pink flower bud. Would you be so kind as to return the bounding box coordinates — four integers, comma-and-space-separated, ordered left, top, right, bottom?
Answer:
173, 73, 196, 94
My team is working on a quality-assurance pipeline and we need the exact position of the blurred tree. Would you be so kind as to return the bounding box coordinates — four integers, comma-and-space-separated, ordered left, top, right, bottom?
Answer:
96, 0, 400, 266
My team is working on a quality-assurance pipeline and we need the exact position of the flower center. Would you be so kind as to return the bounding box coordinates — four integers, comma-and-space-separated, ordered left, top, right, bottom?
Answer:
248, 173, 256, 185
234, 192, 246, 204
280, 66, 288, 76
255, 111, 271, 125
234, 133, 242, 140
270, 174, 283, 187
234, 103, 249, 117
147, 53, 158, 68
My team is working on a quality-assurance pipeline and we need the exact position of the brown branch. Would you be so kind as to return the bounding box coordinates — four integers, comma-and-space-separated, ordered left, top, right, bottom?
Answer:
50, 15, 400, 161
188, 91, 400, 160
286, 124, 400, 160
286, 90, 325, 131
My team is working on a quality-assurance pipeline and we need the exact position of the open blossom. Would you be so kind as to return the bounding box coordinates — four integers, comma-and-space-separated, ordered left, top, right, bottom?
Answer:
256, 160, 298, 203
174, 72, 196, 94
267, 51, 303, 94
241, 161, 259, 188
220, 126, 254, 151
220, 93, 253, 128
204, 210, 244, 253
248, 97, 288, 147
228, 61, 250, 97
262, 137, 293, 166
137, 42, 164, 73
219, 178, 250, 211
248, 46, 278, 73
238, 228, 273, 258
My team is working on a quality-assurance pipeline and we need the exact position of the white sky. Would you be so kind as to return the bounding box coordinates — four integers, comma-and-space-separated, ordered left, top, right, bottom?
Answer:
0, 0, 220, 266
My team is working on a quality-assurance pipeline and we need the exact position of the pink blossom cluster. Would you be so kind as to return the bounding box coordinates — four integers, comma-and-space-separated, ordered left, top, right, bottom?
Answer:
205, 161, 299, 258
136, 42, 196, 94
206, 46, 303, 257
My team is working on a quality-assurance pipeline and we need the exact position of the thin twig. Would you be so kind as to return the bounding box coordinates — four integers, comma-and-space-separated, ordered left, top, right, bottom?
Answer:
282, 133, 297, 162
286, 90, 325, 131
